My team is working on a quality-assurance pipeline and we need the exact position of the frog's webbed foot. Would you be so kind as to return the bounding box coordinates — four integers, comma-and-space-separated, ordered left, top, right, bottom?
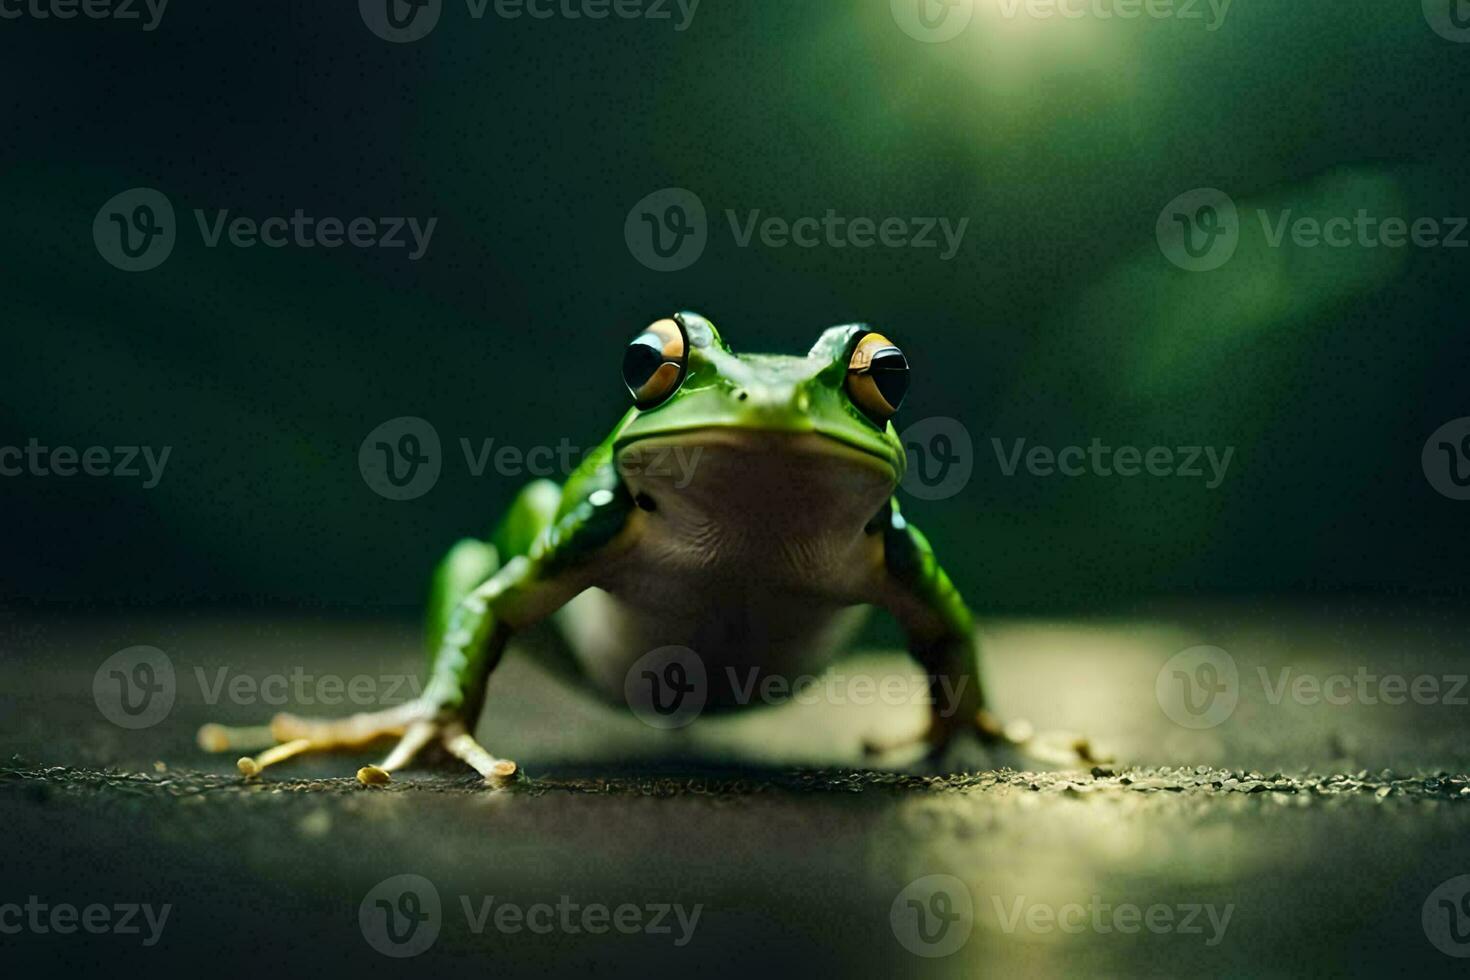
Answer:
196, 704, 520, 788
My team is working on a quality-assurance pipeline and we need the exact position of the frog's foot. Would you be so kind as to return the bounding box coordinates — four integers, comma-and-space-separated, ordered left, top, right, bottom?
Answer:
196, 704, 519, 788
356, 719, 518, 788
198, 702, 423, 777
971, 711, 1116, 767
864, 710, 1112, 769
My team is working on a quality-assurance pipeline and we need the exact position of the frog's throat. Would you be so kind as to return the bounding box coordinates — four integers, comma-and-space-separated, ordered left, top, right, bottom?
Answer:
614, 425, 901, 481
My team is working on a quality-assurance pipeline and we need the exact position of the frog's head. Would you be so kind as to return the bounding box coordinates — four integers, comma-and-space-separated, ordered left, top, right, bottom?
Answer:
612, 312, 908, 526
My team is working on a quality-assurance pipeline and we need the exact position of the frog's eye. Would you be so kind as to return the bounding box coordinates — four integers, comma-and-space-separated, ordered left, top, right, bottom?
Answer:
845, 332, 910, 427
622, 317, 689, 409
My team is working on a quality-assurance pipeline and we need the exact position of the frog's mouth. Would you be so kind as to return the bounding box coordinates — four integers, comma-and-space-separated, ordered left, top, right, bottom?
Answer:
613, 428, 898, 532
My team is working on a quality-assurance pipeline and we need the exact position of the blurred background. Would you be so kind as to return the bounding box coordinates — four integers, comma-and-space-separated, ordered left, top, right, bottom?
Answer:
6, 7, 1470, 978
1, 1, 1467, 617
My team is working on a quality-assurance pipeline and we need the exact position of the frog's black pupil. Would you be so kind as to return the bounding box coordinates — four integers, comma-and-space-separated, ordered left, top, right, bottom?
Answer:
622, 335, 665, 390
869, 348, 910, 410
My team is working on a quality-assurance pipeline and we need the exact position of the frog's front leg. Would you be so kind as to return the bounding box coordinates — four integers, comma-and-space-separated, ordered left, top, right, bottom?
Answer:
861, 499, 997, 761
867, 500, 1103, 767
198, 480, 636, 786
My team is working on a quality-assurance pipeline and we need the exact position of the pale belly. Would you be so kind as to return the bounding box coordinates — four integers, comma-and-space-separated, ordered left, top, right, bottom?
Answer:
555, 429, 896, 706
556, 586, 871, 706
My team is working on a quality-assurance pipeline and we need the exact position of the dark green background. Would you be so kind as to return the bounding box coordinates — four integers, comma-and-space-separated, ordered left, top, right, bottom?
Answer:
2, 2, 1467, 613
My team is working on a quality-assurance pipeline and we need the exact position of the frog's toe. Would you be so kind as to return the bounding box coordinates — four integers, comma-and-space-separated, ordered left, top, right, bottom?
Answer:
198, 704, 520, 787
197, 702, 428, 780
962, 712, 1116, 771
439, 723, 520, 788
353, 719, 519, 789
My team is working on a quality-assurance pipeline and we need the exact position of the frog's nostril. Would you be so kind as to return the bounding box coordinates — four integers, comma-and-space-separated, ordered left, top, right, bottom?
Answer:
734, 388, 749, 402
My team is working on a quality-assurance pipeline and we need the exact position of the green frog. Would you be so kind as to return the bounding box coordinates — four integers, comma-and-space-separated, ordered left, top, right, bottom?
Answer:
199, 312, 1016, 784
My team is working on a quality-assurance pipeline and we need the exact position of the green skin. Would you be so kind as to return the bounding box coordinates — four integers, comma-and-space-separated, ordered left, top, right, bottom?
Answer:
410, 312, 991, 764
216, 312, 999, 779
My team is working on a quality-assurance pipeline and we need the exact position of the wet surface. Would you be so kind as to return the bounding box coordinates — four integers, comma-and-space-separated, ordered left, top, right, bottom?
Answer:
3, 601, 1470, 977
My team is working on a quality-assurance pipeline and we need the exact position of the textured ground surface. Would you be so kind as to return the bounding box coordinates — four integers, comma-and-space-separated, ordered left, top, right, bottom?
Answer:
3, 599, 1470, 977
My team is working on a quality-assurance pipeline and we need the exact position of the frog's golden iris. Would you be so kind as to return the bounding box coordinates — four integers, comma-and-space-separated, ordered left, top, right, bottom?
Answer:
622, 317, 688, 408
845, 331, 910, 426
